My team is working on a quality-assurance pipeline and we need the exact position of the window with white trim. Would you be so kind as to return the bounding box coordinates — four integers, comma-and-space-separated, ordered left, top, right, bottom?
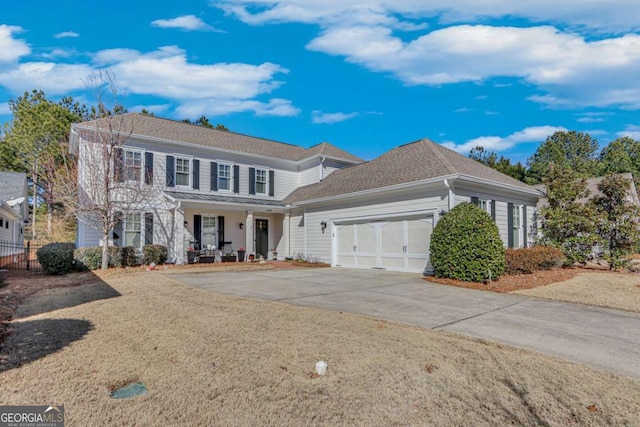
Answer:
124, 150, 143, 182
218, 163, 232, 191
512, 205, 522, 248
255, 169, 267, 194
478, 199, 489, 213
124, 213, 142, 248
175, 157, 191, 186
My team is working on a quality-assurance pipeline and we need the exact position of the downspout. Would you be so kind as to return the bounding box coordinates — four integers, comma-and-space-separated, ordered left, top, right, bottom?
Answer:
319, 157, 326, 182
443, 179, 455, 210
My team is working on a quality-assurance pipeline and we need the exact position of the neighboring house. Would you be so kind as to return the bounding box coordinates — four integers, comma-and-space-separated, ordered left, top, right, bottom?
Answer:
72, 113, 540, 273
0, 171, 28, 248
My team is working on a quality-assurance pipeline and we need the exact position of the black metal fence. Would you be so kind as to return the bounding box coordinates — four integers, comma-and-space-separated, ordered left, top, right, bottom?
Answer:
0, 240, 43, 271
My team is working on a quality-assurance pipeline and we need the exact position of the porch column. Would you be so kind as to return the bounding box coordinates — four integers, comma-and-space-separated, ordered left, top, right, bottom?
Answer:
174, 207, 185, 265
283, 212, 290, 257
245, 211, 254, 255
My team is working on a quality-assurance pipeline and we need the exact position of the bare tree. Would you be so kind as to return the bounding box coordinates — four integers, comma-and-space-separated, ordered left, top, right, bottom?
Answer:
66, 71, 161, 269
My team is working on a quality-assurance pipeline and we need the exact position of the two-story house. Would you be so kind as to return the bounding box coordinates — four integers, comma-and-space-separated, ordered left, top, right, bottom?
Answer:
72, 113, 540, 273
0, 171, 28, 249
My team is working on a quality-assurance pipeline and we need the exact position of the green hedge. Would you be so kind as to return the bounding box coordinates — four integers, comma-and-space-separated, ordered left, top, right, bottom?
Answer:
75, 246, 143, 270
37, 242, 76, 275
143, 245, 168, 265
74, 247, 103, 270
430, 202, 505, 282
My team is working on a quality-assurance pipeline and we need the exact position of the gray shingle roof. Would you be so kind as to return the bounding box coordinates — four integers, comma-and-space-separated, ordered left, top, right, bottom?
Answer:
285, 139, 536, 204
165, 191, 285, 207
0, 172, 26, 202
74, 113, 363, 163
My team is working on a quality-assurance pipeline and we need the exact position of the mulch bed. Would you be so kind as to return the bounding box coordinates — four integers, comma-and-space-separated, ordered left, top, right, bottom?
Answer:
425, 268, 616, 293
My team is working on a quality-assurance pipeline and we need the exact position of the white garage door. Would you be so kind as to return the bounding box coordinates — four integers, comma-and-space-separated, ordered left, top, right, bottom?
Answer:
334, 216, 433, 273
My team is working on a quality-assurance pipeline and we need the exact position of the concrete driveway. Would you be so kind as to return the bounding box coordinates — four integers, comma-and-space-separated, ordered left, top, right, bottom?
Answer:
168, 268, 640, 380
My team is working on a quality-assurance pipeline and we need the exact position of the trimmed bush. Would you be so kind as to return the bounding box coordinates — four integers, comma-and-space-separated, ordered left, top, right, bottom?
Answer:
505, 246, 566, 275
108, 246, 123, 268
74, 246, 103, 270
120, 246, 140, 267
36, 242, 75, 275
143, 245, 168, 265
430, 203, 505, 282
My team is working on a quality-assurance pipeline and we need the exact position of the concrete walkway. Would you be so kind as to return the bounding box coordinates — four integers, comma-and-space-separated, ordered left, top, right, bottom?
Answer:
168, 268, 640, 380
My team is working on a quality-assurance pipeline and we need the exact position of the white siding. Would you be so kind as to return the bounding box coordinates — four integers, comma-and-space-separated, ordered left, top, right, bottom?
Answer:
299, 165, 319, 187
289, 211, 305, 257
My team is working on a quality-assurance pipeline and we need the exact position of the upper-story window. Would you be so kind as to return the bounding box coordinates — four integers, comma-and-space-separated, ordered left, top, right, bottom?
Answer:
124, 151, 143, 182
478, 199, 489, 213
218, 163, 232, 191
255, 169, 267, 194
176, 157, 191, 187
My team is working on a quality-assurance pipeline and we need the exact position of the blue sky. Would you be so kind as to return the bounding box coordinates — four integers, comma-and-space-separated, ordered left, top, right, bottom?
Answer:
1, 1, 640, 162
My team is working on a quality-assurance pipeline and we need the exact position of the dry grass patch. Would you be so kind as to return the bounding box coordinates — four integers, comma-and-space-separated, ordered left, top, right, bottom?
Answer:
0, 273, 639, 426
513, 272, 640, 312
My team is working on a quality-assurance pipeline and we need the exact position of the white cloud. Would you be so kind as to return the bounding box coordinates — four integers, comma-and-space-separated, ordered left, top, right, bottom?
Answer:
41, 48, 75, 59
151, 15, 221, 32
217, 1, 640, 32
217, 2, 640, 109
485, 111, 500, 115
131, 104, 171, 114
617, 125, 640, 139
0, 25, 30, 63
54, 31, 79, 38
177, 98, 299, 117
0, 62, 93, 94
576, 112, 612, 123
0, 102, 10, 115
454, 107, 472, 113
0, 41, 296, 117
442, 125, 567, 153
311, 110, 358, 124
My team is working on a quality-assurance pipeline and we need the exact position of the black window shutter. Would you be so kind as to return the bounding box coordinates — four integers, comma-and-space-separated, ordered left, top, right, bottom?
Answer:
491, 200, 496, 222
113, 212, 123, 246
166, 155, 175, 187
507, 203, 514, 248
193, 214, 201, 250
233, 165, 240, 194
114, 148, 124, 182
470, 196, 479, 206
210, 162, 218, 191
193, 159, 200, 190
269, 170, 275, 197
144, 152, 154, 184
249, 167, 256, 195
523, 206, 528, 248
145, 213, 154, 245
217, 216, 225, 249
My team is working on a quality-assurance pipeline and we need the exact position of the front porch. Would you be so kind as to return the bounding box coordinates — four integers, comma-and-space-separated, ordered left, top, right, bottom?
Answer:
166, 191, 288, 265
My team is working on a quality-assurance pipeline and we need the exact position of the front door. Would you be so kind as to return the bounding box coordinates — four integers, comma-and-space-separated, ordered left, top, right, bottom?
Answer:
255, 219, 268, 259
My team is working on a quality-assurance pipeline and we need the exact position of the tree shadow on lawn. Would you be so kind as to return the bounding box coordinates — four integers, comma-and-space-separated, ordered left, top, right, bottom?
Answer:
0, 318, 93, 371
13, 281, 121, 320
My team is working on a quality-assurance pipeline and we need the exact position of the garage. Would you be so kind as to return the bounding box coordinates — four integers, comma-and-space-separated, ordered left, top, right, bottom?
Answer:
333, 215, 433, 273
